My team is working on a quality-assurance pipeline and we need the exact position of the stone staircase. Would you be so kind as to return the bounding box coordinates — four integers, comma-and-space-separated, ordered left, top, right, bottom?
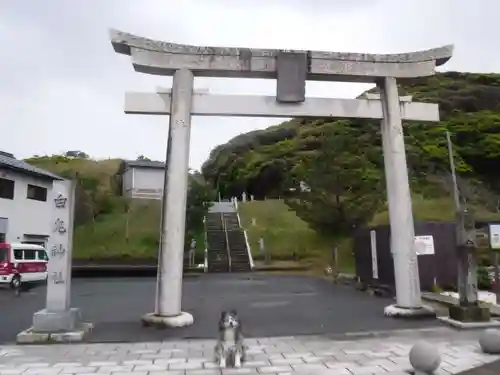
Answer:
206, 213, 230, 273
205, 201, 252, 273
223, 213, 252, 272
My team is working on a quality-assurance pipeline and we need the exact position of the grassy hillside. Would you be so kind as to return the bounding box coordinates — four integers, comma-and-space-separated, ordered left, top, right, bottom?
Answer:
238, 199, 355, 272
73, 200, 160, 261
370, 194, 500, 226
28, 156, 121, 191
26, 155, 208, 262
239, 199, 328, 260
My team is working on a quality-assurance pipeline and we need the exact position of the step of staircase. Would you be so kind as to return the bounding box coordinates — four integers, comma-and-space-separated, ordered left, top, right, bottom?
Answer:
205, 211, 252, 273
206, 215, 230, 273
222, 213, 240, 230
227, 228, 251, 272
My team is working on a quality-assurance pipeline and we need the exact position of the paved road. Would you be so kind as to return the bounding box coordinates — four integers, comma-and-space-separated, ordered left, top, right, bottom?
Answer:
0, 273, 439, 344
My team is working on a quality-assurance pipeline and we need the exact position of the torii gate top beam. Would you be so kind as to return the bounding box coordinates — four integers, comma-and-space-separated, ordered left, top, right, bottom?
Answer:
110, 29, 453, 83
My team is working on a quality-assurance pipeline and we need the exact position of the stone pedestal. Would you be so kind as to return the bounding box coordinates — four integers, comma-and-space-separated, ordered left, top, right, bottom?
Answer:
17, 323, 93, 344
449, 305, 490, 322
438, 304, 500, 329
33, 307, 81, 332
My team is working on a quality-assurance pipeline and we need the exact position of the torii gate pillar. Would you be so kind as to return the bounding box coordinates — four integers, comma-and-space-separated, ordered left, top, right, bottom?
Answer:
378, 78, 429, 316
142, 69, 195, 327
110, 29, 453, 323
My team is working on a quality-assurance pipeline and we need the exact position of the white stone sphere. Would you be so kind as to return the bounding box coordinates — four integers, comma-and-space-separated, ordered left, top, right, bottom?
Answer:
409, 341, 441, 373
479, 329, 500, 354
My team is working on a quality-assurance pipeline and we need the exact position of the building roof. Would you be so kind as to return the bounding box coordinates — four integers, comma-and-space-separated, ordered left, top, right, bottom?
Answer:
0, 153, 63, 181
126, 160, 165, 169
117, 159, 166, 175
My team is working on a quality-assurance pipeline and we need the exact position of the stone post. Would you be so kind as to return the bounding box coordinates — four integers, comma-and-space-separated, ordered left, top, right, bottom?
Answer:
379, 77, 433, 317
189, 238, 196, 267
142, 68, 194, 328
260, 237, 270, 265
17, 179, 92, 343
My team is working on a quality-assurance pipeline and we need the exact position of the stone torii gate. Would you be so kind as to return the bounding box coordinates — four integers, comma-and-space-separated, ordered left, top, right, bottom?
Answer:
110, 29, 453, 326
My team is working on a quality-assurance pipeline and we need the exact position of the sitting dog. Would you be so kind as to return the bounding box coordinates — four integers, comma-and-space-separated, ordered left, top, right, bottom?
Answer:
214, 310, 246, 368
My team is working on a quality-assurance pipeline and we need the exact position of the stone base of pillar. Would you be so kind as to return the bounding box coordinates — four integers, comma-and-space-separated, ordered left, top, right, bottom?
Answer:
384, 304, 436, 318
33, 308, 81, 332
448, 304, 490, 322
141, 311, 194, 328
438, 305, 500, 329
16, 308, 93, 344
438, 316, 500, 330
16, 322, 93, 344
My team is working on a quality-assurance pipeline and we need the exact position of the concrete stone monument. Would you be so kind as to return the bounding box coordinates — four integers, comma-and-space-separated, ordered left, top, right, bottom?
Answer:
109, 29, 453, 319
17, 180, 92, 343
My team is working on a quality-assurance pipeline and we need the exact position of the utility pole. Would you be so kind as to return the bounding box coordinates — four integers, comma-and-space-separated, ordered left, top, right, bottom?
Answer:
446, 131, 489, 323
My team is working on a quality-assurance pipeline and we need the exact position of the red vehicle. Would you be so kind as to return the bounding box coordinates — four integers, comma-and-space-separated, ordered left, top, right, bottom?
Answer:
0, 243, 48, 289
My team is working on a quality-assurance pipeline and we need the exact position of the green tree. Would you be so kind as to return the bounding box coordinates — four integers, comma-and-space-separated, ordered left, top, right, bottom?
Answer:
184, 177, 216, 250
285, 122, 383, 236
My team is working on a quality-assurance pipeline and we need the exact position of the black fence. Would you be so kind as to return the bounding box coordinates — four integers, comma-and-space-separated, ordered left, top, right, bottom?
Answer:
353, 220, 500, 291
353, 221, 460, 291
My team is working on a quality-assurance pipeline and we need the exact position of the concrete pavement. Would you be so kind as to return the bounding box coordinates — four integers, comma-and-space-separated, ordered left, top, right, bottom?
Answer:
0, 274, 441, 344
0, 328, 499, 375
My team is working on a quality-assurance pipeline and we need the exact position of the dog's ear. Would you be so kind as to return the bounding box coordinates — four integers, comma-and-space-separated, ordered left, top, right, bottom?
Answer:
220, 311, 227, 319
230, 309, 238, 316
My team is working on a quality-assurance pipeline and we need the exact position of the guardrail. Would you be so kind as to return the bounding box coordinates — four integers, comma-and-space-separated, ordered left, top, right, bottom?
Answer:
234, 198, 254, 270
222, 214, 232, 272
243, 230, 254, 270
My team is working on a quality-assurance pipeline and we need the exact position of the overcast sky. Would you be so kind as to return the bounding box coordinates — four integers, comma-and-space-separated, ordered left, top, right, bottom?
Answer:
0, 0, 495, 170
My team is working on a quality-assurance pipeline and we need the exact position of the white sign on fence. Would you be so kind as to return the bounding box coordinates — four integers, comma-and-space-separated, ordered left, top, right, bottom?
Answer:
490, 224, 500, 249
414, 235, 435, 255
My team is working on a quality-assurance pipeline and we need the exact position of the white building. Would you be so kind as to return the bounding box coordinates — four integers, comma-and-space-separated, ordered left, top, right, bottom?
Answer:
0, 152, 62, 246
117, 160, 165, 200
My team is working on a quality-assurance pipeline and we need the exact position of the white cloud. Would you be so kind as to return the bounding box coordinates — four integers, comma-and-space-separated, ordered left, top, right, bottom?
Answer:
0, 0, 496, 169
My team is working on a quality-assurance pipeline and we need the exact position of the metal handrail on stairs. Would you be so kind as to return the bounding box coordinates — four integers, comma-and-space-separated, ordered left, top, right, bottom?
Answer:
233, 200, 254, 270
203, 216, 208, 272
221, 213, 232, 272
